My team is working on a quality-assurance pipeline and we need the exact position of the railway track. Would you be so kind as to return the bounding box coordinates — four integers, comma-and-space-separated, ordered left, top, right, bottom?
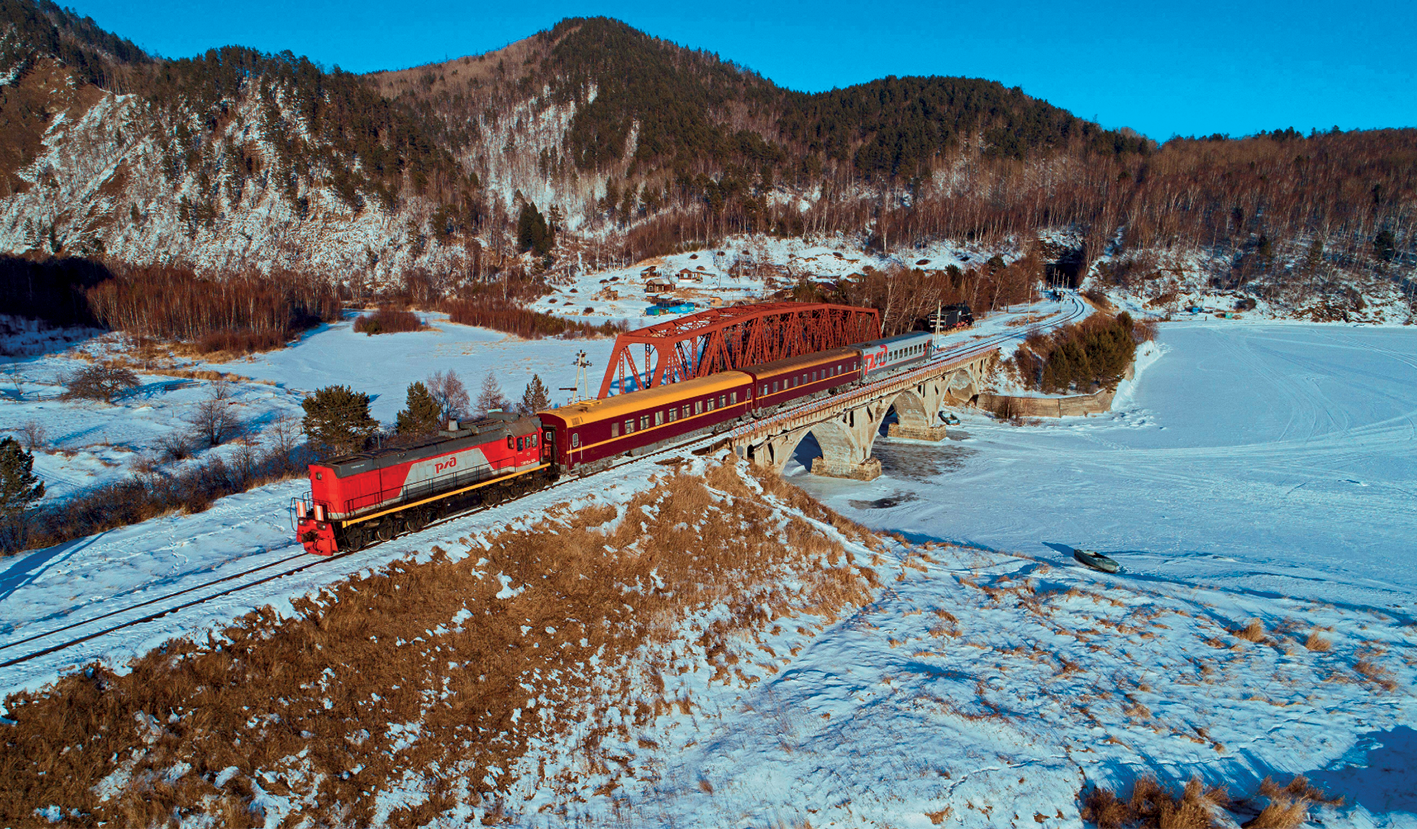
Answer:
1, 297, 1088, 674
0, 434, 715, 672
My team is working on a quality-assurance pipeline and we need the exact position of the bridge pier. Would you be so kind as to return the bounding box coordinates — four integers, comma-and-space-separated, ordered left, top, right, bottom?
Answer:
733, 352, 994, 482
805, 398, 891, 481
887, 423, 949, 441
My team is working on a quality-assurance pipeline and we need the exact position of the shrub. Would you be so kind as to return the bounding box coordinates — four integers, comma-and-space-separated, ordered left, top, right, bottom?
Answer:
18, 421, 46, 451
21, 439, 311, 553
1017, 313, 1142, 394
186, 397, 243, 448
442, 296, 625, 339
63, 363, 140, 403
353, 307, 424, 335
154, 432, 194, 462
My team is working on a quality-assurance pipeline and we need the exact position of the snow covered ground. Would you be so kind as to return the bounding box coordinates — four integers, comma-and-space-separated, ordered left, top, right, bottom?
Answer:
536, 235, 1004, 326
0, 313, 605, 501
3, 315, 1415, 825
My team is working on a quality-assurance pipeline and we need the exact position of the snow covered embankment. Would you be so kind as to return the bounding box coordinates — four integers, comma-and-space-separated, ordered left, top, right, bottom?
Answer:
4, 455, 1413, 827
0, 458, 881, 826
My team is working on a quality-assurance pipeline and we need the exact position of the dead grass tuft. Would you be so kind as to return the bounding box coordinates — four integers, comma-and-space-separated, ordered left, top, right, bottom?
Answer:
1353, 657, 1398, 691
1081, 785, 1129, 829
1244, 776, 1342, 828
1303, 631, 1332, 652
1083, 774, 1338, 829
1233, 619, 1266, 643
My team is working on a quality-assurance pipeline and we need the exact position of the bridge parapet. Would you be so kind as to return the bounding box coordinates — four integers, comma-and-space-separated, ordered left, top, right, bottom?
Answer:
730, 346, 997, 480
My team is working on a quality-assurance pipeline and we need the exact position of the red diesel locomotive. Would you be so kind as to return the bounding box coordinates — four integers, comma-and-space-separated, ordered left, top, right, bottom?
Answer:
294, 413, 552, 555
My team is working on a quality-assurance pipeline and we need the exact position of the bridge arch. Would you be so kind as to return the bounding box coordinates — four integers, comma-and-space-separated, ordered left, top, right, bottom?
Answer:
733, 349, 996, 481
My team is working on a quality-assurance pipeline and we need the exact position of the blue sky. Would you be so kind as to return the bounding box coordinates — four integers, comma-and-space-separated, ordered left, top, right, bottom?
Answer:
62, 0, 1416, 140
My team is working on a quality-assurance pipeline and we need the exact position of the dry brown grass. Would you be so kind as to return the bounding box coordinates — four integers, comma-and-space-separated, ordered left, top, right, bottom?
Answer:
1303, 630, 1332, 652
0, 461, 876, 824
1244, 776, 1343, 828
1233, 619, 1266, 643
1353, 657, 1398, 691
1083, 775, 1340, 829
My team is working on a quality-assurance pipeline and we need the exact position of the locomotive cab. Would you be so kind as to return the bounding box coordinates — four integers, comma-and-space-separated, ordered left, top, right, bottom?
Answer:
295, 412, 553, 556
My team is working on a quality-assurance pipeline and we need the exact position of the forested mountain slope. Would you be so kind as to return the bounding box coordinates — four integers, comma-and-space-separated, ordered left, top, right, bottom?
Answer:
0, 3, 1411, 316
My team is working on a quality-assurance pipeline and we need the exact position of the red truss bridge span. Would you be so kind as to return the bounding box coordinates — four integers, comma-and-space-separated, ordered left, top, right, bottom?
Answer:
598, 302, 881, 398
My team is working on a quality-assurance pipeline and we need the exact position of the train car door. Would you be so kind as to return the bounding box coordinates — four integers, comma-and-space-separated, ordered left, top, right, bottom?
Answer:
543, 428, 555, 463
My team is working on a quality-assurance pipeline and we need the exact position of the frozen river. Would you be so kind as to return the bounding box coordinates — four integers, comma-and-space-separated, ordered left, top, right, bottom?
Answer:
788, 322, 1417, 609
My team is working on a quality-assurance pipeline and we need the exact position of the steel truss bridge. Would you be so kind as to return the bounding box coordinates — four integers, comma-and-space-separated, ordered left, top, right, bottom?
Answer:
598, 302, 881, 398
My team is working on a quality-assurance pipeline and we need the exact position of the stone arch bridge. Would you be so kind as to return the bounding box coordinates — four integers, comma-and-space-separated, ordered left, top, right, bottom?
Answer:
728, 348, 996, 480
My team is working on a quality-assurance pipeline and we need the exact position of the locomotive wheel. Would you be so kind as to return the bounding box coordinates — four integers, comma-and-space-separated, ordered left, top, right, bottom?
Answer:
375, 519, 396, 542
406, 508, 430, 533
343, 525, 368, 551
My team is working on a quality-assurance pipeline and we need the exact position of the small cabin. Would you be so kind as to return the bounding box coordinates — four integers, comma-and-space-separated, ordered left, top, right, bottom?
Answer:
645, 276, 678, 295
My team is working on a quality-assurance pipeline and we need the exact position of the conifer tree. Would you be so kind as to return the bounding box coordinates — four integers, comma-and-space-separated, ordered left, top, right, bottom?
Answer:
518, 374, 551, 415
396, 381, 444, 435
516, 201, 554, 255
1, 436, 44, 552
301, 385, 377, 458
1, 436, 44, 517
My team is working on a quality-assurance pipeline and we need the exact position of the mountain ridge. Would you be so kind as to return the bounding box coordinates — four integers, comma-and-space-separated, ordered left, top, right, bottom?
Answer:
0, 2, 1411, 321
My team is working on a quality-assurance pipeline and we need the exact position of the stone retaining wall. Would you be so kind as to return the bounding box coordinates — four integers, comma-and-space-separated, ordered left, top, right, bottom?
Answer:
975, 362, 1134, 418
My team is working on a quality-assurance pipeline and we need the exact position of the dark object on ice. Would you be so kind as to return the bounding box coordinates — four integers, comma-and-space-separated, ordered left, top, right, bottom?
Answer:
941, 413, 961, 426
1073, 548, 1121, 573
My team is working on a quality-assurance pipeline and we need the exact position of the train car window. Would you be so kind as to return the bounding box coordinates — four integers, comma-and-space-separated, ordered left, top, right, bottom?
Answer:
517, 437, 524, 451
655, 411, 664, 426
772, 381, 778, 393
761, 383, 768, 394
625, 419, 635, 434
571, 432, 580, 448
611, 422, 620, 438
668, 408, 677, 422
682, 404, 690, 419
719, 395, 726, 408
694, 401, 703, 415
707, 398, 715, 411
730, 392, 737, 404
506, 436, 513, 449
640, 415, 650, 430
